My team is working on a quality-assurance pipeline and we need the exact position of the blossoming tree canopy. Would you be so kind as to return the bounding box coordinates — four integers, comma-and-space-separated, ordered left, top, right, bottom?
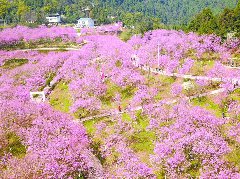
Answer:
0, 26, 240, 178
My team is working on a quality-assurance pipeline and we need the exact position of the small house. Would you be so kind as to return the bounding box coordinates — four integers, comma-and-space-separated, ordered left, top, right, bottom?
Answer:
46, 13, 61, 24
76, 18, 94, 28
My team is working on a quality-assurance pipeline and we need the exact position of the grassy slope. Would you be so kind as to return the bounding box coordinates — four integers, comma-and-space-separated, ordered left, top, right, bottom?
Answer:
0, 133, 26, 158
49, 82, 72, 113
1, 59, 28, 69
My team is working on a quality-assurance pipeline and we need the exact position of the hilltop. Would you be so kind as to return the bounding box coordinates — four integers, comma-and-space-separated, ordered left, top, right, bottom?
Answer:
0, 0, 238, 25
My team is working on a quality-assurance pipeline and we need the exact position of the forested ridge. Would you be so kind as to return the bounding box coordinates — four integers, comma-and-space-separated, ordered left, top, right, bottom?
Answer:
0, 0, 238, 25
101, 0, 238, 24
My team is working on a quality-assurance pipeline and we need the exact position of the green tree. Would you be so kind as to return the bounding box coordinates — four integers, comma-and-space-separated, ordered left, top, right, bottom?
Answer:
0, 0, 10, 24
217, 8, 235, 37
43, 0, 58, 14
122, 12, 134, 27
0, 0, 238, 27
133, 16, 156, 34
152, 17, 164, 30
16, 0, 30, 22
234, 1, 240, 36
188, 8, 218, 34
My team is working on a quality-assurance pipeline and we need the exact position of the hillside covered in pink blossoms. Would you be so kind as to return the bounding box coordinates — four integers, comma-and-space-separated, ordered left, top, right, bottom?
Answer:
0, 25, 240, 178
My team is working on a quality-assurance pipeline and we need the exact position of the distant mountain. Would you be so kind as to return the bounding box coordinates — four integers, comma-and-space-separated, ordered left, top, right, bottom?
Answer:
1, 0, 238, 25
100, 0, 238, 24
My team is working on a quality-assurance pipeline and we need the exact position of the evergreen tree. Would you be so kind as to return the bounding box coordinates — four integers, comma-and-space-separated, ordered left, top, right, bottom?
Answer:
217, 8, 235, 37
188, 8, 218, 34
0, 0, 10, 23
16, 0, 30, 22
234, 1, 240, 35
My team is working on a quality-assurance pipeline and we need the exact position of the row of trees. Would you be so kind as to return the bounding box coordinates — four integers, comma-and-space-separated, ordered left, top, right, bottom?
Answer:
99, 0, 238, 25
0, 0, 163, 35
0, 0, 238, 25
0, 0, 239, 37
0, 0, 92, 24
187, 2, 240, 37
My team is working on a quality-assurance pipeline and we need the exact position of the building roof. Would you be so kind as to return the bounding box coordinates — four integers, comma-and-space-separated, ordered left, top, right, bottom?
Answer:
78, 18, 93, 21
47, 13, 60, 17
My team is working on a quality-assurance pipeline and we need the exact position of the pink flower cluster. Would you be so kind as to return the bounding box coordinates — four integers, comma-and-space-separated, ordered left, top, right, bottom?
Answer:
0, 26, 77, 47
81, 22, 123, 35
149, 102, 239, 178
128, 29, 231, 73
0, 26, 240, 178
0, 100, 96, 178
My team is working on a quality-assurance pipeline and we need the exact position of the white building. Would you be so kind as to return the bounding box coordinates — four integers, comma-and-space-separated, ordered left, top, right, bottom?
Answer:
30, 91, 46, 103
76, 18, 94, 28
46, 14, 61, 23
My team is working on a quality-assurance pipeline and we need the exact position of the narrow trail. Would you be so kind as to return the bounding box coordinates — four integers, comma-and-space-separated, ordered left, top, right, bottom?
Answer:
18, 47, 80, 52
140, 65, 240, 83
77, 88, 226, 122
16, 42, 87, 52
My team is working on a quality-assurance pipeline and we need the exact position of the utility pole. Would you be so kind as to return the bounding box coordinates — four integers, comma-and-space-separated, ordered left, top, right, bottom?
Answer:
158, 41, 160, 68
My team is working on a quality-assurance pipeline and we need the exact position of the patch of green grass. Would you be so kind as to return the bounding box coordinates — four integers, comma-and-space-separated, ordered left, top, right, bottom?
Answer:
1, 58, 28, 69
74, 173, 85, 179
226, 145, 240, 169
100, 82, 136, 109
100, 82, 119, 107
0, 133, 26, 158
191, 96, 222, 117
204, 101, 222, 117
74, 108, 94, 118
184, 147, 201, 178
126, 110, 155, 153
121, 85, 136, 100
134, 110, 149, 130
122, 113, 132, 122
83, 119, 98, 135
7, 133, 26, 158
158, 75, 176, 86
188, 59, 215, 76
90, 140, 106, 165
155, 170, 167, 179
185, 160, 201, 178
115, 60, 122, 67
230, 88, 240, 102
130, 131, 155, 153
154, 90, 163, 101
49, 82, 72, 113
37, 49, 68, 53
